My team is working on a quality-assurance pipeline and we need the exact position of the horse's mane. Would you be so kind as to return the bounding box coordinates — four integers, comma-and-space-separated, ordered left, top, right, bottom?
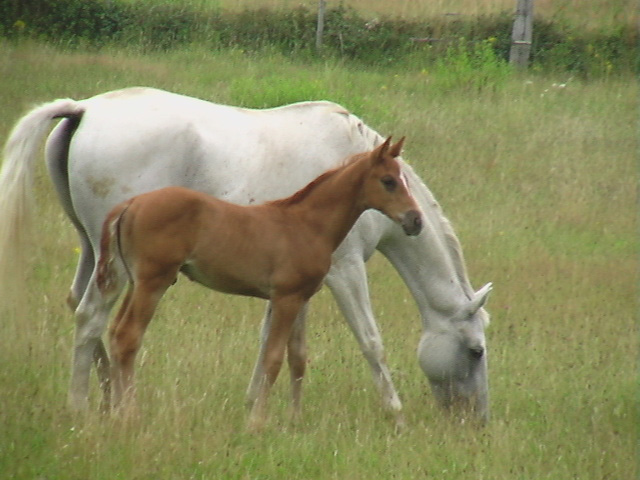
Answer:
404, 165, 491, 326
347, 113, 490, 325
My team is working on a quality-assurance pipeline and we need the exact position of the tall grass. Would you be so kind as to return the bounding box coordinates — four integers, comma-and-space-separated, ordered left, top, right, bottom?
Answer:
0, 41, 636, 479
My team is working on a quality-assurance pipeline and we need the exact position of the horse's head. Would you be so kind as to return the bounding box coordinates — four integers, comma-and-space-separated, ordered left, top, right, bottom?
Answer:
362, 137, 423, 236
417, 282, 492, 423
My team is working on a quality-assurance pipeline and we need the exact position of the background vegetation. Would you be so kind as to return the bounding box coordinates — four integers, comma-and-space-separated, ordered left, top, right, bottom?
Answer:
0, 0, 636, 75
0, 0, 636, 479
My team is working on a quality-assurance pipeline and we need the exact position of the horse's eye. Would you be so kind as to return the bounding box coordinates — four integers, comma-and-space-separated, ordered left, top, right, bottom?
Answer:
381, 175, 397, 191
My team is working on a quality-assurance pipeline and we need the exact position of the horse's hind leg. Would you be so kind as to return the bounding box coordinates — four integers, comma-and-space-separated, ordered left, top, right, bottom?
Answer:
61, 228, 113, 408
287, 303, 308, 423
67, 242, 113, 410
66, 237, 94, 310
46, 118, 114, 411
46, 119, 95, 314
93, 339, 111, 412
70, 271, 118, 411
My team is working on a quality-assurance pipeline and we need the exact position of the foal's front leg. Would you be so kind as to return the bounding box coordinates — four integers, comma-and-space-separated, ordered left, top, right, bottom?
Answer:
247, 294, 306, 432
287, 303, 308, 423
245, 303, 273, 409
246, 302, 309, 424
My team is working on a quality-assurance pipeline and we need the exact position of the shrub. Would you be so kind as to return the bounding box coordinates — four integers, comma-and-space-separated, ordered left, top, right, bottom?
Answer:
430, 38, 511, 92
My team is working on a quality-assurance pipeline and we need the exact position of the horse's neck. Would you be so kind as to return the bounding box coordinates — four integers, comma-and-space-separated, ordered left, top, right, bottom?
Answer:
330, 119, 480, 328
379, 166, 475, 329
331, 116, 474, 324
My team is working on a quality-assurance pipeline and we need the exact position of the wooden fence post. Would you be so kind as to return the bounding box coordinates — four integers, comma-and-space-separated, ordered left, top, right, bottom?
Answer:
316, 0, 327, 51
509, 0, 533, 68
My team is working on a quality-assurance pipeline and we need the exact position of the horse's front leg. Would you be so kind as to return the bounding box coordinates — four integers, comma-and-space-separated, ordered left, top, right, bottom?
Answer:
247, 294, 305, 432
325, 255, 404, 426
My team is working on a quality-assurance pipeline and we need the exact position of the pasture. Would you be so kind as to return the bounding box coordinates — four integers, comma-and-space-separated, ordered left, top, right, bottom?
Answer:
0, 39, 636, 479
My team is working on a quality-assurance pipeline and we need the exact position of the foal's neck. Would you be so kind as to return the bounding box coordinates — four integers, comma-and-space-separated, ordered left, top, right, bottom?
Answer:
284, 159, 368, 250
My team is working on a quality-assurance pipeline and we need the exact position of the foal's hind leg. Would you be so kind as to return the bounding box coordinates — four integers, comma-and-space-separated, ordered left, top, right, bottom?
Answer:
89, 286, 132, 412
110, 276, 174, 410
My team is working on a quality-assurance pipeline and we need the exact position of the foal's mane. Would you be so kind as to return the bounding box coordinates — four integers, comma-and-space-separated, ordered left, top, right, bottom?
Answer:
267, 152, 365, 208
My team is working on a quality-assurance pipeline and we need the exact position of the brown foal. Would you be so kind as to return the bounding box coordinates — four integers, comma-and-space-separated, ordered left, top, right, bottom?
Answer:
95, 137, 422, 430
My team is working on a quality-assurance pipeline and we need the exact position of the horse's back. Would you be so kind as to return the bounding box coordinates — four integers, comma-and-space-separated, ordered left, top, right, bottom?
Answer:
54, 88, 373, 241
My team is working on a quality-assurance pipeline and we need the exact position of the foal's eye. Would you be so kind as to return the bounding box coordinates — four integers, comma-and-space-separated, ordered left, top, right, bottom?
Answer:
381, 175, 397, 191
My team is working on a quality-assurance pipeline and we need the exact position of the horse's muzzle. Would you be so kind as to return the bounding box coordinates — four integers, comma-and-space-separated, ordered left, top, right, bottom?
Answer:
402, 209, 423, 236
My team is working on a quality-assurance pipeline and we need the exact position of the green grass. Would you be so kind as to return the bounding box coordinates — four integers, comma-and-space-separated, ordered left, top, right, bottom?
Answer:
0, 41, 636, 479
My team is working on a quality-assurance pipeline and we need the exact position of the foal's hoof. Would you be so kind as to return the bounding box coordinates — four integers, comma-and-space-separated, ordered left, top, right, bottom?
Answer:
246, 416, 266, 434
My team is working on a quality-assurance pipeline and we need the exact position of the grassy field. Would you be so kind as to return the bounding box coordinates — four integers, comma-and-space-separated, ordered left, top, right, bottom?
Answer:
0, 39, 636, 479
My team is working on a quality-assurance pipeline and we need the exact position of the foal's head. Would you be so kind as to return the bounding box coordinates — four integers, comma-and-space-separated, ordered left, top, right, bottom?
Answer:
360, 137, 423, 236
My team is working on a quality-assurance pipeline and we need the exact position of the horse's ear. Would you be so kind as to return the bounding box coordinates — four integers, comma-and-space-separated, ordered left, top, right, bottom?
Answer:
456, 282, 492, 321
388, 136, 406, 158
373, 136, 392, 164
468, 283, 493, 315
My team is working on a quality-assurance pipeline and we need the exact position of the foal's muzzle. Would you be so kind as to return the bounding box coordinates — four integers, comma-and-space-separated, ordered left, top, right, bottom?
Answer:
401, 209, 423, 236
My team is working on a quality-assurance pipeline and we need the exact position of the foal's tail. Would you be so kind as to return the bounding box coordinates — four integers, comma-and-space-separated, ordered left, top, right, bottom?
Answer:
0, 99, 84, 311
96, 200, 134, 296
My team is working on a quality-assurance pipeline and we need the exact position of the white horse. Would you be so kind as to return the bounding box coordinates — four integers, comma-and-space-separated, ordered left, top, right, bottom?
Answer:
0, 87, 492, 423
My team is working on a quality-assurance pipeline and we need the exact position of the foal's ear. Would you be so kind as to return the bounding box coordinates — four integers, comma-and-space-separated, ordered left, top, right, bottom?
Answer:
388, 136, 406, 158
373, 136, 393, 163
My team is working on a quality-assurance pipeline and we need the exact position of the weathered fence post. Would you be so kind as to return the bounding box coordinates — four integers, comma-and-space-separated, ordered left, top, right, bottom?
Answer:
509, 0, 533, 68
316, 0, 327, 51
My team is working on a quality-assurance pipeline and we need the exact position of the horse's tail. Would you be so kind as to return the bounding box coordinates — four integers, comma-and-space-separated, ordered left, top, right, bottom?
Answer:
0, 99, 85, 311
97, 200, 134, 295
